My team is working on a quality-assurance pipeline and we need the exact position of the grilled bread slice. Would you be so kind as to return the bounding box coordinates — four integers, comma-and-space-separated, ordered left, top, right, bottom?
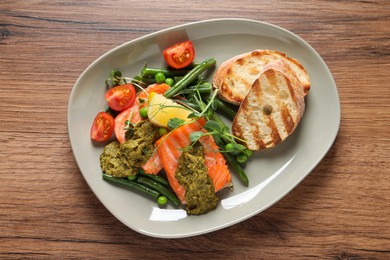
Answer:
213, 49, 310, 105
232, 67, 305, 150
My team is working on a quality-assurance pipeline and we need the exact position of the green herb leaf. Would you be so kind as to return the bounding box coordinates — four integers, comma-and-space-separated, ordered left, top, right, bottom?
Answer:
106, 69, 125, 88
233, 143, 247, 152
204, 120, 222, 133
110, 69, 122, 79
189, 131, 204, 142
187, 112, 200, 119
168, 118, 185, 129
124, 128, 135, 140
211, 100, 218, 111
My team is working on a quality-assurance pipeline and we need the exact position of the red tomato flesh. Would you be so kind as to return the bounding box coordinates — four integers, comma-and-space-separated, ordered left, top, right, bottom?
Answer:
105, 84, 136, 111
90, 112, 115, 142
163, 41, 195, 69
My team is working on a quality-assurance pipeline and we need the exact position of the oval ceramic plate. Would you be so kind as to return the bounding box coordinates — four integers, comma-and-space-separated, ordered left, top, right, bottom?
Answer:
68, 18, 340, 238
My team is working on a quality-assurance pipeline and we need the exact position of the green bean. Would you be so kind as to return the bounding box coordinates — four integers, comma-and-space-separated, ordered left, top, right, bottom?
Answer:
212, 136, 249, 186
182, 62, 200, 69
138, 169, 169, 187
175, 100, 201, 111
173, 76, 184, 83
131, 75, 142, 84
236, 153, 248, 164
209, 113, 234, 144
179, 83, 212, 95
102, 174, 160, 199
142, 67, 191, 78
140, 76, 156, 84
164, 58, 216, 98
179, 87, 212, 95
210, 97, 237, 120
243, 149, 254, 157
137, 176, 180, 207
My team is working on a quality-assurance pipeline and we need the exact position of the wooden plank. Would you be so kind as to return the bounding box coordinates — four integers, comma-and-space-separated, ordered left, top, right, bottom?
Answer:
0, 0, 389, 259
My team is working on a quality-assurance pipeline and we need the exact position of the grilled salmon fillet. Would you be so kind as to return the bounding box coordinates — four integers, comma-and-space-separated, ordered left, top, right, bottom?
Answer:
232, 67, 305, 150
213, 49, 310, 105
156, 118, 232, 204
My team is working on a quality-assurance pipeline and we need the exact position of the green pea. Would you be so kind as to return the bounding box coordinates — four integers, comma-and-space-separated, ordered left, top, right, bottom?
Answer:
236, 153, 248, 164
225, 143, 235, 152
157, 195, 168, 208
158, 127, 168, 136
243, 149, 254, 157
127, 175, 137, 181
165, 78, 174, 86
139, 107, 148, 118
155, 72, 166, 84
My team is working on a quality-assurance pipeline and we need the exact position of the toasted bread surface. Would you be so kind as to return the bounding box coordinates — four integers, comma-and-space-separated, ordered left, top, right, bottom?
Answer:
213, 49, 310, 105
232, 68, 305, 150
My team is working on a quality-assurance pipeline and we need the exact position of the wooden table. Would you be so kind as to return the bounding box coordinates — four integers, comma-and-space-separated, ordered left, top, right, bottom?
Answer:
1, 0, 389, 259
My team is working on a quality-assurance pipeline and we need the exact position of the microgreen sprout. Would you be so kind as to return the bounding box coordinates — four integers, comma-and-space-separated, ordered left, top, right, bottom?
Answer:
105, 69, 126, 88
106, 69, 150, 97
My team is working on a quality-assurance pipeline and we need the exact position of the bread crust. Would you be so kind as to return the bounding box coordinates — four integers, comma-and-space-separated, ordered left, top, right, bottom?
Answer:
213, 49, 310, 105
232, 67, 305, 150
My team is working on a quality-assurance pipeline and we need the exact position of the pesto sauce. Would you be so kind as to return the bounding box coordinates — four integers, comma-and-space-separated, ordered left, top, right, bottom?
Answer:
99, 141, 128, 177
100, 120, 159, 177
176, 143, 218, 215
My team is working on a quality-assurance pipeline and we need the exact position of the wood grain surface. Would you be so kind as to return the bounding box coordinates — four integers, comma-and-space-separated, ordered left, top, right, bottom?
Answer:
1, 0, 389, 259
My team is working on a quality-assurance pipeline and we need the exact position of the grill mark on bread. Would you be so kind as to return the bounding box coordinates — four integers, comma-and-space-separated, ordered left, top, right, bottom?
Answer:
251, 50, 261, 56
235, 79, 265, 150
232, 68, 305, 150
285, 75, 297, 103
281, 105, 294, 134
265, 69, 276, 86
268, 115, 282, 146
213, 49, 310, 105
222, 86, 240, 105
226, 68, 232, 75
254, 129, 264, 149
236, 74, 253, 93
257, 139, 266, 149
263, 70, 282, 144
237, 58, 244, 65
223, 80, 242, 104
216, 50, 308, 150
251, 80, 265, 149
284, 57, 311, 95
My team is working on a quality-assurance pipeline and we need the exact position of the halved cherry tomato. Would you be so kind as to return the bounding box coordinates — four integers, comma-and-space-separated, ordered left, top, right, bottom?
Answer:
163, 41, 195, 69
105, 84, 136, 111
90, 112, 115, 142
114, 84, 171, 144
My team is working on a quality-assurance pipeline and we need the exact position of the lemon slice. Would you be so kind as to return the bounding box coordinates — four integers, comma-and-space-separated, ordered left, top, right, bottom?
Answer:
147, 92, 192, 128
